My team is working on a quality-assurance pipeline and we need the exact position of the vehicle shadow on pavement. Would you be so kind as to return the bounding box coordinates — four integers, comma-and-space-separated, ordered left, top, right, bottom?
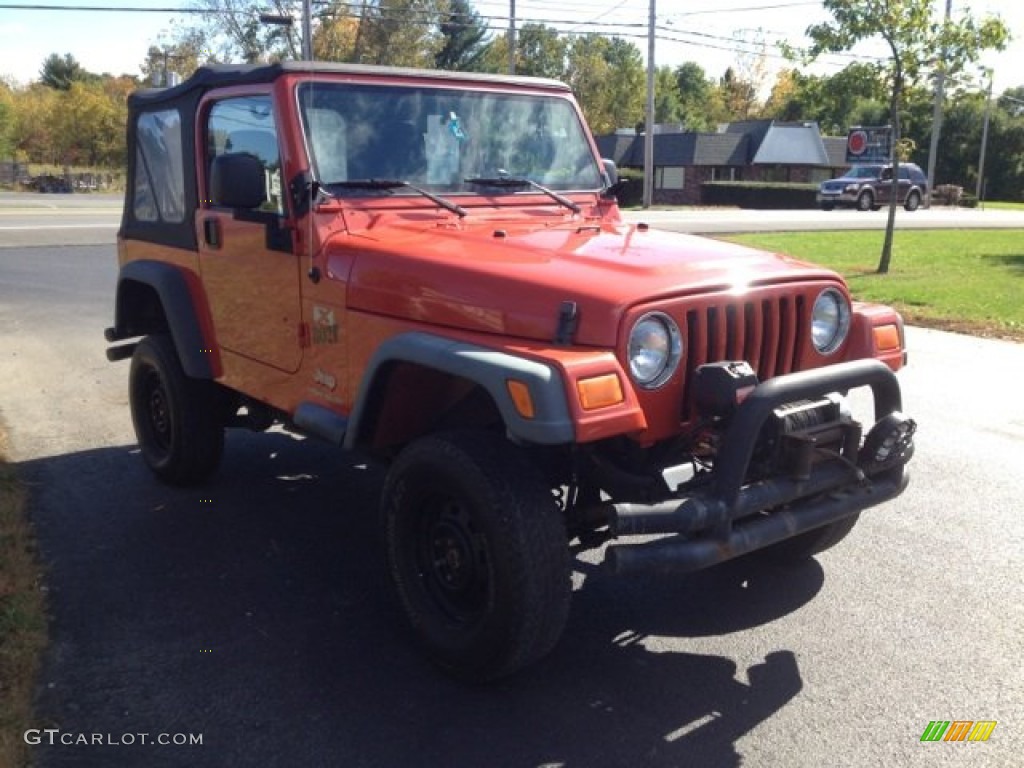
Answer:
22, 430, 814, 768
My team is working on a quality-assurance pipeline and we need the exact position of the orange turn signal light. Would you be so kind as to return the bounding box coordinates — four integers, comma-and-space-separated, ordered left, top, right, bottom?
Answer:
577, 373, 624, 411
506, 379, 535, 419
873, 324, 901, 352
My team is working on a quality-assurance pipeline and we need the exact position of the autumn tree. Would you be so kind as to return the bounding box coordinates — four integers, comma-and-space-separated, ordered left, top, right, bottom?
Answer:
141, 30, 215, 86
0, 83, 13, 159
798, 0, 1009, 273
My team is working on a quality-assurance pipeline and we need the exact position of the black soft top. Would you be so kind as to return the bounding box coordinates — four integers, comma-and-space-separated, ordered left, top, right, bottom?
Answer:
128, 61, 570, 109
122, 62, 571, 250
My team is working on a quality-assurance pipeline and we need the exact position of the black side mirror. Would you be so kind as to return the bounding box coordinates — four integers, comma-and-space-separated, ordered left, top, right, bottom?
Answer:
210, 153, 266, 209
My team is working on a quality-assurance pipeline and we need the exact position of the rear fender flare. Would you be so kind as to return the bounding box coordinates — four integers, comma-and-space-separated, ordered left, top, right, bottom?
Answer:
112, 260, 217, 379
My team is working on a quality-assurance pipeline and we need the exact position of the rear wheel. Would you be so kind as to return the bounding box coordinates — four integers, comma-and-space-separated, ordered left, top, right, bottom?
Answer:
129, 334, 225, 485
383, 431, 571, 682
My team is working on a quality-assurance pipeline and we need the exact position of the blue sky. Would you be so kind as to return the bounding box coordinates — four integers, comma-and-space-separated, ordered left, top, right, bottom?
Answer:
1, 0, 1020, 94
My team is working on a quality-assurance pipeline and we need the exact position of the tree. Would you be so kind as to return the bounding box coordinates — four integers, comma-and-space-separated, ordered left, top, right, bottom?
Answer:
799, 0, 1009, 273
434, 0, 490, 71
653, 66, 683, 125
39, 53, 96, 91
674, 61, 714, 130
0, 83, 13, 159
141, 32, 212, 87
563, 35, 644, 134
717, 67, 758, 121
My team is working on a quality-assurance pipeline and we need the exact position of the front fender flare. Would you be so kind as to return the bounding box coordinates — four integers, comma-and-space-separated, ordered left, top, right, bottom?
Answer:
344, 333, 575, 449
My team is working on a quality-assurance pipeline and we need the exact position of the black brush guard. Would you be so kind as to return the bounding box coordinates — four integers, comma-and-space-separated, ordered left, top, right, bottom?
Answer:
604, 359, 913, 574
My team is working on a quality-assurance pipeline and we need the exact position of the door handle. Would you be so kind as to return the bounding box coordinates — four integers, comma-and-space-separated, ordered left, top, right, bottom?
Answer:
203, 217, 221, 248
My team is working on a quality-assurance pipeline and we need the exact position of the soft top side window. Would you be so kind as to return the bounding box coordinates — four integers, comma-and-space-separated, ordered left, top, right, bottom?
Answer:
134, 109, 185, 223
205, 95, 284, 215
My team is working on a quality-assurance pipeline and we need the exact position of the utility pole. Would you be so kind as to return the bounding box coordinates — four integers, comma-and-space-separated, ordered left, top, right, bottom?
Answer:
508, 0, 516, 75
302, 0, 312, 59
642, 0, 655, 208
924, 0, 953, 208
976, 71, 993, 203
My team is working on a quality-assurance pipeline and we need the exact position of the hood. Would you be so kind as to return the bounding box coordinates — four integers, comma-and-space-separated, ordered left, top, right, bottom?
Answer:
328, 214, 839, 346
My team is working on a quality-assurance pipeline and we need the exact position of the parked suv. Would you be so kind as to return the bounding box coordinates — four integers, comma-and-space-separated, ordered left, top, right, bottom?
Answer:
107, 63, 915, 681
818, 163, 928, 211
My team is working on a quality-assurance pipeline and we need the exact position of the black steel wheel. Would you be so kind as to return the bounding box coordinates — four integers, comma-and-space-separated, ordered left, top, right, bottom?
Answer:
761, 512, 861, 564
129, 334, 224, 485
383, 431, 571, 682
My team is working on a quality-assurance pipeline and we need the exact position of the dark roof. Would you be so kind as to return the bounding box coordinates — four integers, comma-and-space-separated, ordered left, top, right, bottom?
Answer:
597, 120, 838, 169
596, 131, 749, 168
129, 61, 571, 109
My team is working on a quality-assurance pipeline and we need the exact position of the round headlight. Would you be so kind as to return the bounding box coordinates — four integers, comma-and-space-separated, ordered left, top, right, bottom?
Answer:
811, 288, 851, 354
628, 312, 682, 388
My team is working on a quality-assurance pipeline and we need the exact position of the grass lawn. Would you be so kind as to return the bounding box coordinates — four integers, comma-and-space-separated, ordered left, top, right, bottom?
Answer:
724, 229, 1024, 341
0, 429, 46, 768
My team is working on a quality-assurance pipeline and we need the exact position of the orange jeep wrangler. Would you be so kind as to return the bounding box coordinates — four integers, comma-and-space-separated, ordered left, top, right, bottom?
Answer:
107, 63, 915, 681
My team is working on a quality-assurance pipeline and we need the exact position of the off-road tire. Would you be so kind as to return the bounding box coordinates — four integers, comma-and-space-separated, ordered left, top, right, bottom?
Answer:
383, 430, 571, 682
856, 190, 874, 211
762, 512, 861, 564
904, 190, 921, 211
129, 334, 225, 485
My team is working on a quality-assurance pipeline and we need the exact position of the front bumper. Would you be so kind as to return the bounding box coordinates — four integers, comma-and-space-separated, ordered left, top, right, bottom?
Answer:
603, 359, 914, 573
817, 190, 858, 206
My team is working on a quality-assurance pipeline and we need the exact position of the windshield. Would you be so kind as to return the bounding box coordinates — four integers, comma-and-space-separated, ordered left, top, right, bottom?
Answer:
844, 165, 883, 179
297, 82, 603, 195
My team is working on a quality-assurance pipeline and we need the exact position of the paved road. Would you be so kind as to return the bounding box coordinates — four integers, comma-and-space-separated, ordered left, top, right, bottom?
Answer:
1, 233, 1021, 766
0, 193, 123, 247
3, 191, 1023, 247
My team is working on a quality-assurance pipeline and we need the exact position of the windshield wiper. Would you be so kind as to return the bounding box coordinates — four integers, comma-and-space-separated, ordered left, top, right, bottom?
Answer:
328, 179, 466, 218
465, 175, 581, 214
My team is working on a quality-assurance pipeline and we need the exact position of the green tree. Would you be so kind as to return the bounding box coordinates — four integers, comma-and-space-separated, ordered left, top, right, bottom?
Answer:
673, 62, 715, 130
39, 53, 96, 91
435, 0, 490, 71
516, 23, 568, 79
565, 35, 644, 134
351, 0, 446, 67
653, 66, 683, 125
798, 0, 1009, 273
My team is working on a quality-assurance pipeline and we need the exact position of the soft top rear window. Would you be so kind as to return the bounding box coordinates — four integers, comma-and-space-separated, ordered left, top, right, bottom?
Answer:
133, 109, 185, 223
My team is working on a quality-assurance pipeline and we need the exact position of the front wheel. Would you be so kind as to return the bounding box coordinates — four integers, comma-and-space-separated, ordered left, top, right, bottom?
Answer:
383, 431, 571, 682
129, 334, 225, 485
904, 190, 921, 211
856, 190, 874, 211
761, 513, 861, 564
